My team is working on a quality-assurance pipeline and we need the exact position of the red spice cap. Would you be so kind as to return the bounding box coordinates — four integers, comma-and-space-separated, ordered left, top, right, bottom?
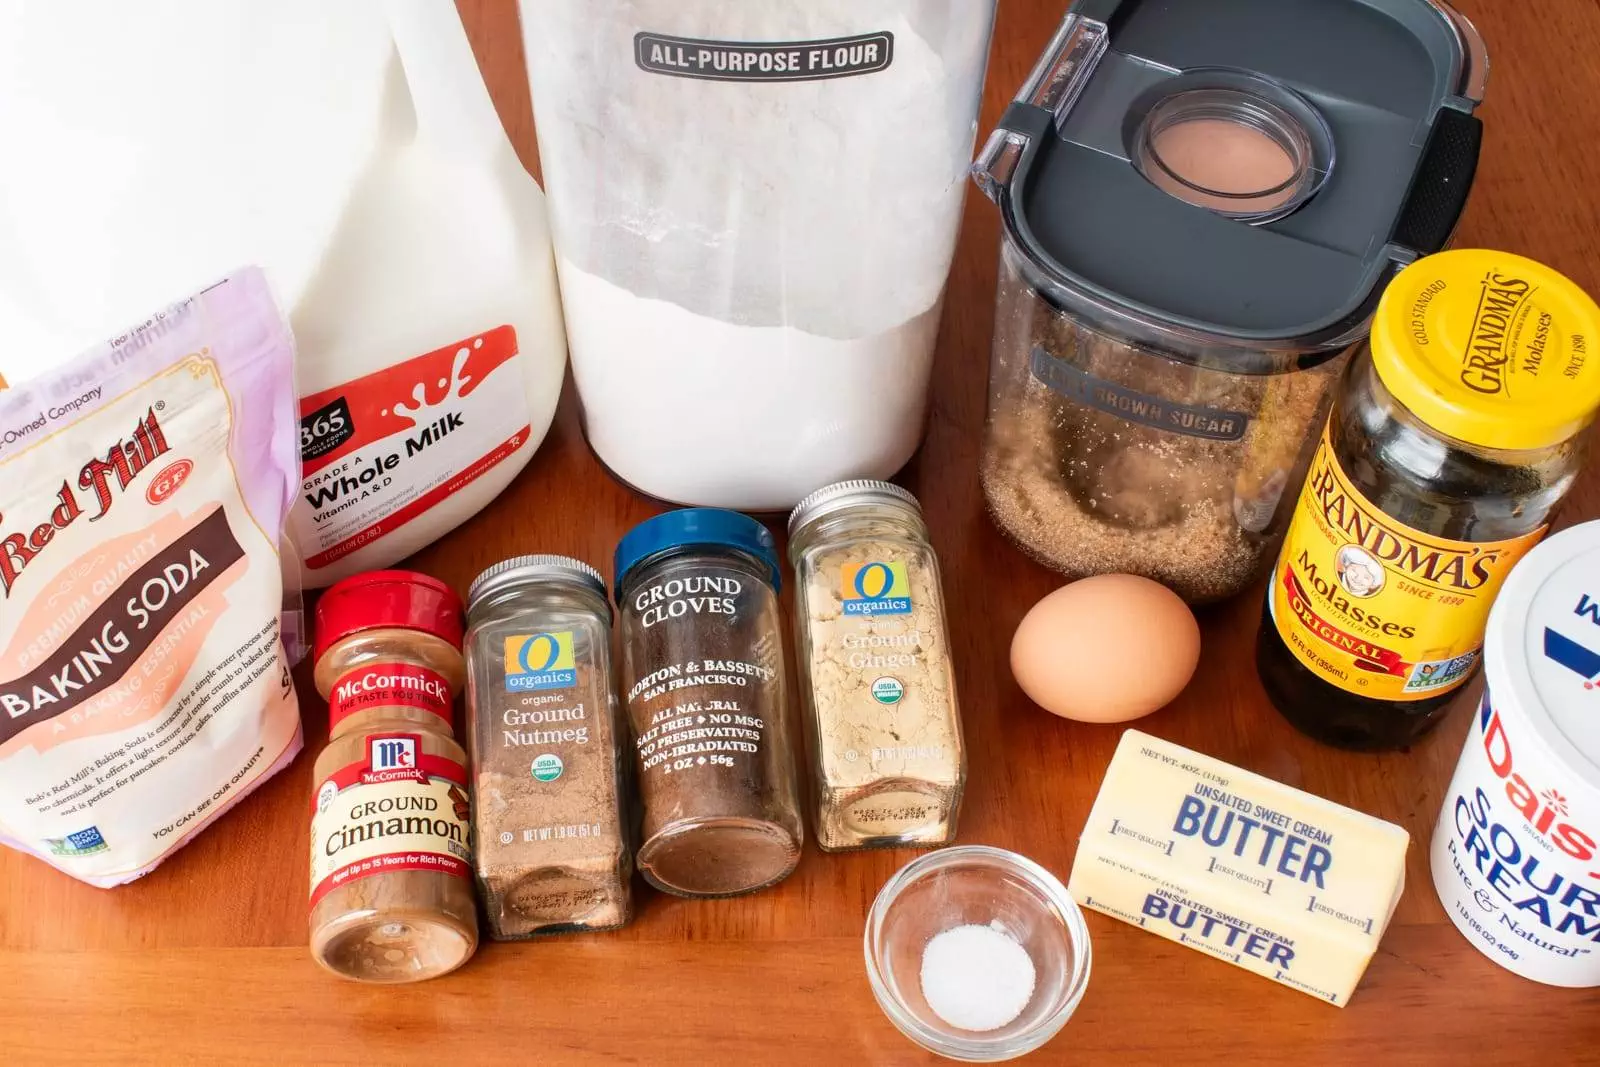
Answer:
313, 570, 465, 664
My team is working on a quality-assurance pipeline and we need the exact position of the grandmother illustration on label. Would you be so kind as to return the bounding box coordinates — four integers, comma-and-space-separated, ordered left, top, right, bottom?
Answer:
1258, 251, 1600, 751
1432, 522, 1600, 987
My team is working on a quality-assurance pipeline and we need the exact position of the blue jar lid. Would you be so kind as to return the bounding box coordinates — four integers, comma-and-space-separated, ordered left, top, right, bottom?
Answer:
613, 508, 781, 598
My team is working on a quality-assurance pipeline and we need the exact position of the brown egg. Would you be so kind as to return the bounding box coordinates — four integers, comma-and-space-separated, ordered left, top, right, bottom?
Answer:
1010, 574, 1201, 723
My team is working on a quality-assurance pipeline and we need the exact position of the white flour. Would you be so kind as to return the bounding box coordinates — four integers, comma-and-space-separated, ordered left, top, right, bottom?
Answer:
560, 257, 942, 509
523, 1, 994, 507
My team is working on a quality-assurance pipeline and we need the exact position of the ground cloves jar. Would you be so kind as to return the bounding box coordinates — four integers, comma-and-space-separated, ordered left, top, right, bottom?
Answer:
464, 555, 633, 939
614, 509, 803, 898
309, 571, 477, 984
788, 481, 966, 851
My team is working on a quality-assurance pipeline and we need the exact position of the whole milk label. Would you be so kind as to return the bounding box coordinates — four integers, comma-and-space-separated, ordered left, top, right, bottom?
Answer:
309, 733, 471, 906
294, 326, 529, 572
1269, 427, 1544, 701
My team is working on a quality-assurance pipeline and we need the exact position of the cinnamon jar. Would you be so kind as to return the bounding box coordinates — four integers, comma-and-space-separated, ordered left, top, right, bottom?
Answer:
309, 571, 478, 983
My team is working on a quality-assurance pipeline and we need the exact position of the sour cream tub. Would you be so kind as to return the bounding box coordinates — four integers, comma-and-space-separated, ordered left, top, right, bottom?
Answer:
1431, 521, 1600, 986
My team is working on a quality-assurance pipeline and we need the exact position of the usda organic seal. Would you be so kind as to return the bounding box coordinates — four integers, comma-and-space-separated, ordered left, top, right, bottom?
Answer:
872, 677, 905, 705
531, 753, 564, 782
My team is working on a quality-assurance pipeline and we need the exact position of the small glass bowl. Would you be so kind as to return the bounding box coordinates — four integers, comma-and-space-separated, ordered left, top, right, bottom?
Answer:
864, 846, 1092, 1062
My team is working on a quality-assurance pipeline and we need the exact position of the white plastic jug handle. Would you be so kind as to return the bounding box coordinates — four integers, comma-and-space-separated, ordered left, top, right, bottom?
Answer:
385, 0, 506, 155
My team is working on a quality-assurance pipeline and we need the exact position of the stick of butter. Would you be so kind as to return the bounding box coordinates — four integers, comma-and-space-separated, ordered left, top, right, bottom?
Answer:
1069, 730, 1409, 1006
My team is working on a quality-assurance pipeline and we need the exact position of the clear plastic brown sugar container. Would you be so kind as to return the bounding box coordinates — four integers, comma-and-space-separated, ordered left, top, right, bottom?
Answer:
309, 570, 477, 983
972, 3, 1488, 603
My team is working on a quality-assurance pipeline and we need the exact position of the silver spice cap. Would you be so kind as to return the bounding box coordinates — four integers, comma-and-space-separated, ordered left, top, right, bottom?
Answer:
467, 554, 607, 610
788, 480, 923, 536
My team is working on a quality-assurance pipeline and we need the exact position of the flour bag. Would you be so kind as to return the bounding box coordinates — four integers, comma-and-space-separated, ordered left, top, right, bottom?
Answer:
0, 270, 302, 886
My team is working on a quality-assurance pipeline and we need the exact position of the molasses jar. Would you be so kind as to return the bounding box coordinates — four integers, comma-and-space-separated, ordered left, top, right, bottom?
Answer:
1258, 251, 1600, 751
309, 571, 477, 982
614, 509, 803, 898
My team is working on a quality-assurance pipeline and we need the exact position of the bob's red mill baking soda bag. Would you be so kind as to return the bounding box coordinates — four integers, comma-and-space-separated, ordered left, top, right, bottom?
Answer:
0, 269, 303, 886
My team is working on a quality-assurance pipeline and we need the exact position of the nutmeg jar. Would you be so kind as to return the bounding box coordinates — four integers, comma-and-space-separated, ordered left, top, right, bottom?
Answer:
464, 555, 633, 938
973, 0, 1489, 603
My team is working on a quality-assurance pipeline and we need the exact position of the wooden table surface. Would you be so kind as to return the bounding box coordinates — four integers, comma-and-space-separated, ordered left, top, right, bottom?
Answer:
5, 1, 1600, 1063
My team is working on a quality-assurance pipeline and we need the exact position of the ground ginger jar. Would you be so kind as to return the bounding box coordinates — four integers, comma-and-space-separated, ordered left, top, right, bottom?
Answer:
309, 571, 478, 983
788, 481, 965, 851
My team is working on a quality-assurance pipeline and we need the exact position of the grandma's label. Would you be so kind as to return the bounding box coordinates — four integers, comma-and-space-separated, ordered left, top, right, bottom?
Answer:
1030, 347, 1250, 441
327, 662, 452, 725
294, 326, 530, 572
1269, 427, 1544, 701
309, 734, 470, 906
635, 31, 893, 83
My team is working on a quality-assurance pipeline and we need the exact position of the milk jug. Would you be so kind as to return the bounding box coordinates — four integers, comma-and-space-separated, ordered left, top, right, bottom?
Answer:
0, 1, 567, 585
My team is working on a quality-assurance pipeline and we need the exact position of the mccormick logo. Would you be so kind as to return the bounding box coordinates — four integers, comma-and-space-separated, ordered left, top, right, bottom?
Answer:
505, 632, 577, 692
1461, 271, 1534, 395
0, 407, 169, 597
842, 562, 912, 617
1545, 593, 1600, 685
1305, 452, 1501, 591
369, 735, 417, 773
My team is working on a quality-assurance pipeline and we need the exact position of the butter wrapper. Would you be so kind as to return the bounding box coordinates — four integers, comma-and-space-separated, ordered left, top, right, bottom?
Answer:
1069, 730, 1409, 1006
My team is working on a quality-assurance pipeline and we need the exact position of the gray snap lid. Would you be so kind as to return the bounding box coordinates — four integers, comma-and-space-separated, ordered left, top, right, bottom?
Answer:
974, 0, 1488, 345
467, 554, 607, 612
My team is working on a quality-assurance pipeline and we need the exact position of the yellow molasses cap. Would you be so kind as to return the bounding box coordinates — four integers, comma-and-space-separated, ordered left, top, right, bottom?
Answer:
1369, 249, 1600, 451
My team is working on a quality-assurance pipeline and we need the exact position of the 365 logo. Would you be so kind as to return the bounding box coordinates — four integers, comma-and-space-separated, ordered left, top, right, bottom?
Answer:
841, 561, 912, 617
505, 632, 577, 691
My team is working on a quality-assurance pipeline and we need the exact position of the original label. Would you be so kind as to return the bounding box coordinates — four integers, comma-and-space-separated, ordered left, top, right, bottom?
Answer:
1269, 428, 1545, 701
294, 327, 530, 571
309, 734, 471, 906
1432, 693, 1600, 983
635, 31, 894, 82
327, 662, 452, 727
1030, 347, 1250, 441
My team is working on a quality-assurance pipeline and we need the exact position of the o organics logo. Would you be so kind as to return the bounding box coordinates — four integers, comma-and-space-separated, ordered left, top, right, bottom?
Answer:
505, 632, 577, 692
842, 562, 912, 617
